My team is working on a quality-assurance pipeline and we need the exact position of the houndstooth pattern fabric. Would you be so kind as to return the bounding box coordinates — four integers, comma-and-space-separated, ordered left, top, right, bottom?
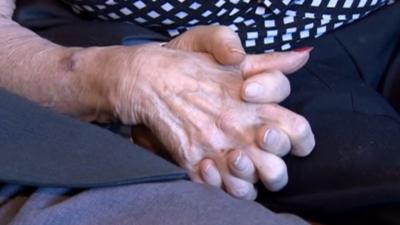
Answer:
61, 0, 392, 53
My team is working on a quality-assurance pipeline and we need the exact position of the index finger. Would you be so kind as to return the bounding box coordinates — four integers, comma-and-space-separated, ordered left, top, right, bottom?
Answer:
241, 48, 312, 77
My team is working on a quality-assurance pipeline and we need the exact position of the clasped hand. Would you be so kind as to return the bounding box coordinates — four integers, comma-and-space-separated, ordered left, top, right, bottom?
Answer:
76, 26, 315, 200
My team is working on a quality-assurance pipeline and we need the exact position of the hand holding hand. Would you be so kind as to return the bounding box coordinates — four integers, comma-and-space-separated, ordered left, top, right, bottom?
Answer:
72, 25, 315, 200
127, 26, 315, 199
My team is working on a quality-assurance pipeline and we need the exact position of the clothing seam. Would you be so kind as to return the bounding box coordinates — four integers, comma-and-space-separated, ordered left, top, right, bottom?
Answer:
303, 66, 333, 91
332, 33, 365, 82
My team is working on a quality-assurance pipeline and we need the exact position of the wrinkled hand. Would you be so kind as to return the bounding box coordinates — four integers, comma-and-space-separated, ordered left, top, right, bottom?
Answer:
131, 26, 315, 199
79, 38, 315, 200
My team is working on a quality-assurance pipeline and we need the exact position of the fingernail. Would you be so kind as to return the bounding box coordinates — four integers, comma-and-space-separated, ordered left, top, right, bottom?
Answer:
293, 46, 314, 53
264, 129, 280, 147
204, 164, 212, 175
230, 48, 246, 55
245, 82, 264, 98
234, 152, 245, 170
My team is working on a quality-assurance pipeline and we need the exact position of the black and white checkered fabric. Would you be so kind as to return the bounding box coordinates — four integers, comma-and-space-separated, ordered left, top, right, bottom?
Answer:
62, 0, 392, 53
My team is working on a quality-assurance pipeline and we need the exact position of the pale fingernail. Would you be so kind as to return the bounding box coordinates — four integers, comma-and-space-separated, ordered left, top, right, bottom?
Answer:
230, 48, 246, 55
233, 152, 246, 170
264, 129, 280, 147
245, 82, 264, 98
204, 164, 212, 175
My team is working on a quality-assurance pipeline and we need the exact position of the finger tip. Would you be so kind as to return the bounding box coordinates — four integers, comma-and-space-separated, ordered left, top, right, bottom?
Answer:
244, 187, 258, 201
292, 145, 315, 157
280, 47, 312, 74
291, 134, 316, 157
258, 156, 288, 191
228, 182, 256, 200
268, 173, 288, 192
266, 167, 288, 192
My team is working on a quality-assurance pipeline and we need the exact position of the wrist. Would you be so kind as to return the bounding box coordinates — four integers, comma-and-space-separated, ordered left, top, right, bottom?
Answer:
66, 46, 120, 122
68, 45, 150, 123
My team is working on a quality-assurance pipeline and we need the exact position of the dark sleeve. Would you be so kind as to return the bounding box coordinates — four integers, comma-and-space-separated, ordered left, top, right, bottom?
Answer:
14, 0, 169, 47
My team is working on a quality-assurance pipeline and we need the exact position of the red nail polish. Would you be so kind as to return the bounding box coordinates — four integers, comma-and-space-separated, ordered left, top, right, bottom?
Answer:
293, 46, 314, 52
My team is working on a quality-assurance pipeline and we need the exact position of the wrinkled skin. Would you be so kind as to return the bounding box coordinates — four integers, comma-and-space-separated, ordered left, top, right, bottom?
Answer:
129, 26, 316, 199
82, 41, 315, 200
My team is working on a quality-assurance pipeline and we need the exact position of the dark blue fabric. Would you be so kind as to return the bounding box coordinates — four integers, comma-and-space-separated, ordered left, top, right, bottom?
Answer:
0, 89, 187, 187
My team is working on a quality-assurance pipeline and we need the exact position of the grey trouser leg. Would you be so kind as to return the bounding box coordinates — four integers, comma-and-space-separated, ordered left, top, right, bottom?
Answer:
0, 181, 307, 225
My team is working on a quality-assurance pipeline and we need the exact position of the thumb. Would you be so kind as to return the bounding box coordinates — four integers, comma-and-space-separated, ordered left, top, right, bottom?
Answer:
241, 47, 313, 77
166, 25, 246, 65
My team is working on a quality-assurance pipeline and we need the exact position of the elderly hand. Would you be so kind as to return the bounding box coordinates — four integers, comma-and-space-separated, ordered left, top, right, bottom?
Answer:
72, 39, 314, 200
132, 26, 315, 198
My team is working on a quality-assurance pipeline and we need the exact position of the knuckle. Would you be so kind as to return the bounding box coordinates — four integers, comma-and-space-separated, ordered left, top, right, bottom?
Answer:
289, 115, 311, 140
216, 111, 237, 132
213, 25, 234, 36
294, 132, 316, 157
178, 144, 203, 169
213, 26, 241, 49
